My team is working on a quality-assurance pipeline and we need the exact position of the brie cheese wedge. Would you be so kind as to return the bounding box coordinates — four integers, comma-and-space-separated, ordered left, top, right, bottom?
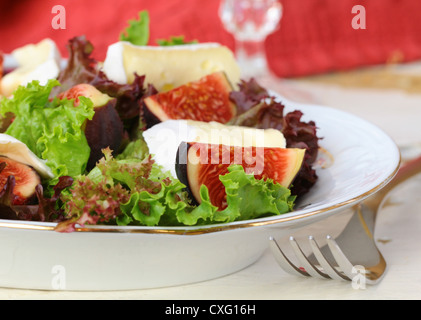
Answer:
102, 42, 241, 91
0, 38, 61, 97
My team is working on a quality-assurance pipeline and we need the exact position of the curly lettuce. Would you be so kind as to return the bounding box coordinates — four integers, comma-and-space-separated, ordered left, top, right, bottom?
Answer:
56, 146, 295, 232
0, 79, 94, 179
212, 165, 295, 223
119, 10, 150, 46
118, 163, 295, 226
56, 147, 191, 231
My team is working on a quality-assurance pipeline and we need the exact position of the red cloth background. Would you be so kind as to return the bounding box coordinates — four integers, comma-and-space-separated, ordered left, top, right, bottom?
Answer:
1, 0, 421, 77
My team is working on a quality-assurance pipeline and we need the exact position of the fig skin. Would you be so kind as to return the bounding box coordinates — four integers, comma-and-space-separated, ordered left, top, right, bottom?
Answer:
142, 100, 162, 129
175, 142, 199, 206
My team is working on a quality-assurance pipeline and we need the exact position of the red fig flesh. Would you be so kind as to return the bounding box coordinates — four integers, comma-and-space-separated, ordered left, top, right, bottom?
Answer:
0, 156, 41, 205
57, 83, 112, 107
143, 72, 237, 125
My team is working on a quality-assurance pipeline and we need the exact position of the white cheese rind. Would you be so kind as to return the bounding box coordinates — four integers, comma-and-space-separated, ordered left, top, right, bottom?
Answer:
101, 42, 127, 84
12, 38, 61, 67
102, 42, 241, 92
143, 120, 286, 178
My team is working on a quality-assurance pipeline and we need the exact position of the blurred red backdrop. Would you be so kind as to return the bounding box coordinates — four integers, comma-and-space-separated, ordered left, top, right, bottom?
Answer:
1, 0, 421, 77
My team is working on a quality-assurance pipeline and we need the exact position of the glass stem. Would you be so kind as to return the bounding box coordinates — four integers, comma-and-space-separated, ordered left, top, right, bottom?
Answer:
235, 39, 270, 79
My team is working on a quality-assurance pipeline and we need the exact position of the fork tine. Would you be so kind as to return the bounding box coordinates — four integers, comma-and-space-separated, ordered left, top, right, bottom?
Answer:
326, 235, 357, 280
308, 236, 351, 281
270, 235, 380, 284
269, 237, 309, 278
289, 236, 330, 279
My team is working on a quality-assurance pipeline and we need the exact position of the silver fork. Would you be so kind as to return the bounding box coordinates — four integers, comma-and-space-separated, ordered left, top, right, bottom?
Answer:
270, 155, 421, 284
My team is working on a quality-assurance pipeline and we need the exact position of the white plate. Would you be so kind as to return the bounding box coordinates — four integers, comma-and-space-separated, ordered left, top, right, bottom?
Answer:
0, 95, 400, 291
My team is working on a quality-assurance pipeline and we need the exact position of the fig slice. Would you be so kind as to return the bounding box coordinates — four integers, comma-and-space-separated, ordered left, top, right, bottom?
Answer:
57, 83, 113, 107
0, 156, 41, 205
143, 72, 237, 126
176, 142, 305, 210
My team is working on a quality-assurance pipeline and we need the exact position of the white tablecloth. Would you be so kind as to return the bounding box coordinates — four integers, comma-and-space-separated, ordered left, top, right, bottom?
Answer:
1, 64, 421, 300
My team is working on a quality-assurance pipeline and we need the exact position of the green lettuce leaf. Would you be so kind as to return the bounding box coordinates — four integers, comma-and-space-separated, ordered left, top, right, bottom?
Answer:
156, 36, 198, 46
120, 180, 218, 227
119, 182, 167, 226
173, 184, 218, 226
119, 10, 198, 47
119, 10, 150, 45
213, 165, 296, 223
116, 135, 149, 161
0, 80, 95, 179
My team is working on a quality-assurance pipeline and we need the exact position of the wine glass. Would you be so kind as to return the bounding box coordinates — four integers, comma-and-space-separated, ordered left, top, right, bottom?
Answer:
219, 0, 315, 103
219, 0, 282, 80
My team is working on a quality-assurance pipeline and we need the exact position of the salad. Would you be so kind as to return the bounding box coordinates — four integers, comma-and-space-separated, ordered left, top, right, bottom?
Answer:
0, 12, 319, 232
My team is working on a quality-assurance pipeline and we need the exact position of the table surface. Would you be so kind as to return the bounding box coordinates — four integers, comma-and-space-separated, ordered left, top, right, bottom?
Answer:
1, 62, 421, 300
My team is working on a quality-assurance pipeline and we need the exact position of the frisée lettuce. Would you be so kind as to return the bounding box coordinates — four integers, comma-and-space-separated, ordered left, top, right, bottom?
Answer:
55, 147, 296, 232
